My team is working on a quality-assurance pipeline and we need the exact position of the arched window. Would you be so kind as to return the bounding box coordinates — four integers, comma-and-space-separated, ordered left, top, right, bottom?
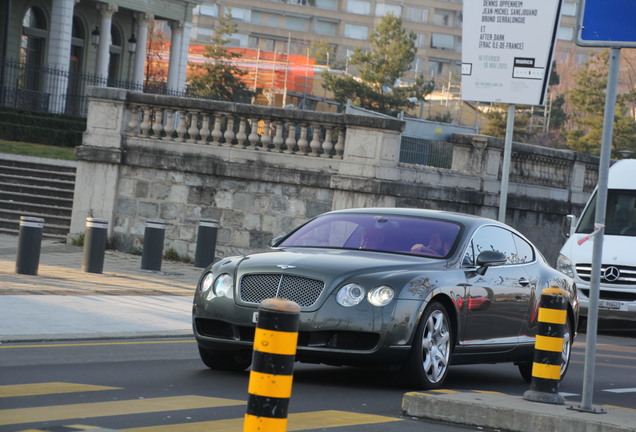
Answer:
20, 6, 47, 90
108, 24, 123, 85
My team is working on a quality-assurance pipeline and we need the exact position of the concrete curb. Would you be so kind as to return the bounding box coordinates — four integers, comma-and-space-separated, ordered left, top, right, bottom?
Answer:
1, 330, 194, 344
401, 391, 636, 432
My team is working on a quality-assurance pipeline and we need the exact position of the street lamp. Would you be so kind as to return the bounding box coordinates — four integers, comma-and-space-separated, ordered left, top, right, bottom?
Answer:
128, 33, 137, 54
91, 26, 100, 48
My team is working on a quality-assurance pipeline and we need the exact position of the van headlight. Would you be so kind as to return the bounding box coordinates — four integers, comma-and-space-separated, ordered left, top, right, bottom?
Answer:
556, 254, 575, 278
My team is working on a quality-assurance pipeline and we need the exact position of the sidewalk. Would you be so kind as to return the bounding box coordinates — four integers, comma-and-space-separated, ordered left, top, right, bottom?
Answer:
0, 234, 201, 342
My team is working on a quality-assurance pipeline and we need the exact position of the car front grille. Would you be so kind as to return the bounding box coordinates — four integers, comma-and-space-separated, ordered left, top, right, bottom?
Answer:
578, 289, 636, 302
195, 318, 379, 351
575, 264, 636, 285
239, 273, 325, 307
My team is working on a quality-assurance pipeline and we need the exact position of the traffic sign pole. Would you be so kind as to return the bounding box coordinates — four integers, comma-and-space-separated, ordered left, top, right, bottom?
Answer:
577, 47, 621, 413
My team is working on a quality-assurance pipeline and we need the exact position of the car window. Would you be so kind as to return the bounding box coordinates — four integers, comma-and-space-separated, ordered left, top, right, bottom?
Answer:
470, 225, 519, 265
278, 213, 462, 258
512, 233, 535, 263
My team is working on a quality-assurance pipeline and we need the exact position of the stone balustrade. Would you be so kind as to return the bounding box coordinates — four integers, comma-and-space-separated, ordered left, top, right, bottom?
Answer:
121, 91, 407, 160
72, 87, 601, 265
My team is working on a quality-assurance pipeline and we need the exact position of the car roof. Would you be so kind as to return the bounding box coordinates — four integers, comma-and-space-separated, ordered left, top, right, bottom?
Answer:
323, 208, 501, 230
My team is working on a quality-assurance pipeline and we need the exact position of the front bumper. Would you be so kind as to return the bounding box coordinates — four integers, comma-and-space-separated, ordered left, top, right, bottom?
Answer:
192, 296, 421, 366
577, 284, 636, 322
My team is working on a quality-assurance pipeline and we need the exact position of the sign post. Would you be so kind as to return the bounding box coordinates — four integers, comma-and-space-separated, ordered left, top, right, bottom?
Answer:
461, 1, 562, 222
574, 0, 635, 414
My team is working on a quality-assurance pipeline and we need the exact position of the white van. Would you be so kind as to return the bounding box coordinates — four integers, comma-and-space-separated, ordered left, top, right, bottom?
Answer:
557, 159, 636, 324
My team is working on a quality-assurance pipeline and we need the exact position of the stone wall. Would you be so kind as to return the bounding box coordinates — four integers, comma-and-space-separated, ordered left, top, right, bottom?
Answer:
71, 87, 599, 266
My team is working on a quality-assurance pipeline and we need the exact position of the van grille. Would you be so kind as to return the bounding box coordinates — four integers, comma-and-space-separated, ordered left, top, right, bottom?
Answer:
239, 274, 325, 307
575, 264, 636, 285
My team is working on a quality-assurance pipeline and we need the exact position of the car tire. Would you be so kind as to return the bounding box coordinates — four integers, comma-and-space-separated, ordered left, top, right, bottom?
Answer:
518, 314, 573, 382
401, 301, 453, 389
198, 346, 252, 372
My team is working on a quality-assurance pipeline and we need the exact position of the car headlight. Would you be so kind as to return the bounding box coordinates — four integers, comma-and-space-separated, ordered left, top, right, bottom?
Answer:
556, 254, 575, 278
213, 273, 233, 297
336, 283, 365, 307
200, 272, 215, 294
368, 286, 394, 306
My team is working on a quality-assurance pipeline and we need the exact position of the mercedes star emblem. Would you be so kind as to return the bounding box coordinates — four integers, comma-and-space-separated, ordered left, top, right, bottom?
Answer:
603, 266, 621, 282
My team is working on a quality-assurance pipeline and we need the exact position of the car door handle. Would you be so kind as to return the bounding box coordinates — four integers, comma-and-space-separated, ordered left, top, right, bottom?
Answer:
518, 278, 530, 287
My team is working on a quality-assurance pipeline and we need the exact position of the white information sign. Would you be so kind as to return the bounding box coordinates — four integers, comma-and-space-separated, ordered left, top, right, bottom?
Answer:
461, 0, 563, 105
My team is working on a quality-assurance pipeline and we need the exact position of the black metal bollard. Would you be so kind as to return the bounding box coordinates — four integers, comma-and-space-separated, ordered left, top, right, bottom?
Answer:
523, 287, 568, 405
141, 220, 166, 271
244, 298, 300, 432
81, 217, 108, 274
194, 219, 219, 268
15, 216, 45, 276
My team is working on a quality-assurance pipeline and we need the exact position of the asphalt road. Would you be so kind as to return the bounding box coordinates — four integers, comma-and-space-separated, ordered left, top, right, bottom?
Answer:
0, 330, 634, 432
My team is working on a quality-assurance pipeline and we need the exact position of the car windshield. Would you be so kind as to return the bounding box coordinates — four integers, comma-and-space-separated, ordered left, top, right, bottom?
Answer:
278, 213, 462, 258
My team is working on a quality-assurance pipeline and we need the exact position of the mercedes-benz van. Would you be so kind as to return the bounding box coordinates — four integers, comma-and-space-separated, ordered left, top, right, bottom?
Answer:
557, 159, 636, 324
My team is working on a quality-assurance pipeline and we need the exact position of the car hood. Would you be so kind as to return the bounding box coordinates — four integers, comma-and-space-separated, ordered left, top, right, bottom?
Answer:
228, 247, 443, 282
562, 234, 636, 266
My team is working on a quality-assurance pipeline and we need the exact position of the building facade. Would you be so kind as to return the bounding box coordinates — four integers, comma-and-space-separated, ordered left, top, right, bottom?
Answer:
190, 1, 587, 90
0, 0, 198, 116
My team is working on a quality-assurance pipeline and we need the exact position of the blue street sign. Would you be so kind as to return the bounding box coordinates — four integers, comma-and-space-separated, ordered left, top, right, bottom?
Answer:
577, 0, 636, 47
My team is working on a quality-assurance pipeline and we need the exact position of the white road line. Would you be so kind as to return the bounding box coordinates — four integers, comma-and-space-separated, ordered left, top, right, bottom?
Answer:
603, 388, 636, 393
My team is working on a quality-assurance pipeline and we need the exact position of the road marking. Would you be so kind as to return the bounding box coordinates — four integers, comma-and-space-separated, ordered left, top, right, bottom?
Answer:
0, 396, 245, 426
125, 410, 401, 432
603, 388, 636, 393
0, 340, 194, 349
0, 382, 120, 398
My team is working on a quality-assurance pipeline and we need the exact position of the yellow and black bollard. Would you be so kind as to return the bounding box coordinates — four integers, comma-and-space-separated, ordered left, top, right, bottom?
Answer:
244, 298, 300, 432
523, 287, 568, 405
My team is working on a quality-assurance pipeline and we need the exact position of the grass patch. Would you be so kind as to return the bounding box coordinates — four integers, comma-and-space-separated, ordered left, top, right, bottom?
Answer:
0, 139, 76, 160
164, 247, 193, 264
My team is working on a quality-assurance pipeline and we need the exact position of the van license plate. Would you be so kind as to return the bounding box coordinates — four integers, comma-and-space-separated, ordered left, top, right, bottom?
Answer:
252, 312, 259, 323
598, 300, 621, 310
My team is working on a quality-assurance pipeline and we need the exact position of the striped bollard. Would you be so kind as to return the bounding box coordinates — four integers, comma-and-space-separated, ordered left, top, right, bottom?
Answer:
523, 287, 568, 405
244, 298, 300, 432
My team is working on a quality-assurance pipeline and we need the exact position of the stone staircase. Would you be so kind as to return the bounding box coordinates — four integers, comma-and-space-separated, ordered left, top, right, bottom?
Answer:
0, 153, 77, 240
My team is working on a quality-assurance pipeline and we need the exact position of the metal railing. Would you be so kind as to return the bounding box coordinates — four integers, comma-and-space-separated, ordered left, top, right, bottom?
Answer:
0, 59, 178, 118
399, 135, 453, 169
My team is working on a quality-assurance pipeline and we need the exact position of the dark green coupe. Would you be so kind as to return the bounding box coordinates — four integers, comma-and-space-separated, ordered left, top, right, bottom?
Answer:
192, 208, 578, 389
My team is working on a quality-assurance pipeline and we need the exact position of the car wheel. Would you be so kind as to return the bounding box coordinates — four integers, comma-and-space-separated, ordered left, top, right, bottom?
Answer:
401, 301, 452, 389
198, 346, 252, 372
518, 314, 573, 382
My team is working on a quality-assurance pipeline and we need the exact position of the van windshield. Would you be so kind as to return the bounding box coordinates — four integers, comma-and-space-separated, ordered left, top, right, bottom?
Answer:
577, 189, 636, 236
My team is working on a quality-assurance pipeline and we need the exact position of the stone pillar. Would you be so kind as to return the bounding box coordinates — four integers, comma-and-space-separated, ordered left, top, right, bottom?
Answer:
95, 2, 118, 86
167, 20, 184, 94
176, 20, 193, 93
46, 0, 75, 113
70, 87, 126, 238
132, 12, 152, 92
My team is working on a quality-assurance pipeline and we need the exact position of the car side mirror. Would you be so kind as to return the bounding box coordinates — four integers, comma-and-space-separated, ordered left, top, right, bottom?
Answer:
475, 250, 507, 275
562, 215, 577, 239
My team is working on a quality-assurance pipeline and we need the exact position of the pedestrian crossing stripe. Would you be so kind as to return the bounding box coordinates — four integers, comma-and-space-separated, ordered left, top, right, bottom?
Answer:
0, 383, 121, 398
127, 410, 401, 432
1, 396, 245, 426
16, 410, 401, 432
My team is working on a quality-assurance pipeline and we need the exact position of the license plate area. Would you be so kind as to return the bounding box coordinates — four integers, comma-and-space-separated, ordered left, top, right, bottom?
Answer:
598, 300, 621, 310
